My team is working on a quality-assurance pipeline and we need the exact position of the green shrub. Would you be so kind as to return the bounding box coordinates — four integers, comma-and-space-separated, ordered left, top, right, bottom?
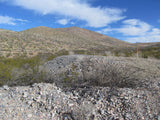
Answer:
114, 51, 120, 57
0, 55, 42, 86
140, 47, 160, 59
47, 49, 69, 61
124, 52, 132, 57
142, 52, 148, 58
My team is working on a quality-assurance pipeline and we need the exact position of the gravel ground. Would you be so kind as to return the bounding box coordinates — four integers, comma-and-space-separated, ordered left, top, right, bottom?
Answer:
0, 81, 159, 120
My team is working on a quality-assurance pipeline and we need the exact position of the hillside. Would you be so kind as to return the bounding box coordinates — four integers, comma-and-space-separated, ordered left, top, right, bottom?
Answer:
0, 26, 133, 57
0, 26, 160, 58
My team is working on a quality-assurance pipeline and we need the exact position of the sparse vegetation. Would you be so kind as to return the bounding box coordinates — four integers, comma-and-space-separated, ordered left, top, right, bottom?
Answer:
0, 50, 74, 86
42, 55, 160, 89
0, 26, 132, 58
141, 46, 160, 59
0, 27, 160, 59
62, 63, 79, 87
0, 27, 160, 87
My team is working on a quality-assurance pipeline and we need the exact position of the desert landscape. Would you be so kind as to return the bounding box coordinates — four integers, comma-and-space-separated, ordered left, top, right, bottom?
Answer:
0, 27, 160, 119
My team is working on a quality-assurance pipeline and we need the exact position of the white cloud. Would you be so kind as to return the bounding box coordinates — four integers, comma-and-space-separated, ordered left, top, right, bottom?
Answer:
126, 35, 160, 43
0, 15, 16, 25
97, 28, 113, 34
0, 15, 28, 25
57, 19, 69, 25
129, 28, 160, 43
70, 21, 75, 25
98, 19, 160, 43
115, 19, 152, 36
16, 18, 28, 22
118, 20, 160, 43
11, 0, 125, 27
149, 28, 160, 35
98, 19, 152, 36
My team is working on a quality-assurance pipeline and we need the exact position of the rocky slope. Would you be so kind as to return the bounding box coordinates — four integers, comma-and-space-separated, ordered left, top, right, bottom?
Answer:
0, 55, 160, 119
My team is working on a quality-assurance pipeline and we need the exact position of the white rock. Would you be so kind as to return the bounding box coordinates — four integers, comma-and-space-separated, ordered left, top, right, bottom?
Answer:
3, 85, 9, 90
23, 92, 28, 98
28, 114, 32, 118
69, 103, 74, 107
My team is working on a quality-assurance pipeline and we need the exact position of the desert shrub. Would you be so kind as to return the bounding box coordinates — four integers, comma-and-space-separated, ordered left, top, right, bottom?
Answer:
124, 52, 133, 57
114, 51, 120, 57
140, 46, 160, 59
77, 56, 160, 88
0, 51, 73, 86
142, 52, 148, 58
80, 58, 135, 88
0, 55, 42, 86
62, 67, 79, 87
73, 49, 108, 56
47, 49, 69, 61
73, 50, 86, 55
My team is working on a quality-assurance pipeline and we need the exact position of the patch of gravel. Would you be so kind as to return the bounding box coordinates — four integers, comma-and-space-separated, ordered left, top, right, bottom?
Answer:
0, 82, 159, 120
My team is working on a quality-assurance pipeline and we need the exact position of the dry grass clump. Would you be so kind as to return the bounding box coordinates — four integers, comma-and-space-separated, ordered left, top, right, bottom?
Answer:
77, 56, 160, 88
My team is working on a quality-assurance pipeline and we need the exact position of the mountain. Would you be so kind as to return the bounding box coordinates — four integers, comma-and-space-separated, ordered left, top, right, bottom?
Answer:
0, 26, 159, 58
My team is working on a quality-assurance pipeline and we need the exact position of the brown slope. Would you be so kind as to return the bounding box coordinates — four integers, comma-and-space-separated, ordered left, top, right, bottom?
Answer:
0, 26, 159, 58
56, 27, 129, 43
54, 26, 133, 48
21, 26, 133, 50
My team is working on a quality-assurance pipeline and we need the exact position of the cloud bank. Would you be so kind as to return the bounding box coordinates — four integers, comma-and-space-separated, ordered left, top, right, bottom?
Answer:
10, 0, 125, 27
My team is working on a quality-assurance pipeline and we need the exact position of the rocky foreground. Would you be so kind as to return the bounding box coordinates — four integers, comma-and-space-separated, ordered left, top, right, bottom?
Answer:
0, 82, 159, 120
0, 55, 160, 120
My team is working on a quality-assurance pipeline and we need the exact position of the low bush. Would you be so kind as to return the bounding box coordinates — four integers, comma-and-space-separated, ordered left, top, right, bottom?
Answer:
0, 55, 42, 86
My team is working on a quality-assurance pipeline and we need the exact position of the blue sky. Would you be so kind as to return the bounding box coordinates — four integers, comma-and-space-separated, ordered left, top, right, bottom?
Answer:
0, 0, 160, 43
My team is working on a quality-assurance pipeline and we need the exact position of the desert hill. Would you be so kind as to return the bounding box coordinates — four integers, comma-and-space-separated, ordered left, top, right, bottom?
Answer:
0, 26, 159, 58
0, 26, 133, 57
